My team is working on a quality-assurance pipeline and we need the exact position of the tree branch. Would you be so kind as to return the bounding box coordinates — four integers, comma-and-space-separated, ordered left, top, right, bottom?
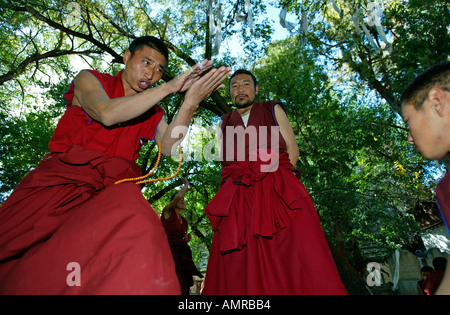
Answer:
12, 0, 123, 63
0, 49, 101, 86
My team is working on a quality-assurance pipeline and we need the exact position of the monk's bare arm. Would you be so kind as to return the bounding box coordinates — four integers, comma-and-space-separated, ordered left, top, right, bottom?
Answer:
72, 70, 174, 127
162, 178, 190, 220
274, 104, 299, 167
156, 67, 231, 156
72, 62, 213, 127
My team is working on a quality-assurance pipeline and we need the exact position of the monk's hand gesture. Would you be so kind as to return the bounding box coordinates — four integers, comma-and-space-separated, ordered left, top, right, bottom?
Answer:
169, 60, 213, 93
181, 177, 190, 190
183, 66, 231, 107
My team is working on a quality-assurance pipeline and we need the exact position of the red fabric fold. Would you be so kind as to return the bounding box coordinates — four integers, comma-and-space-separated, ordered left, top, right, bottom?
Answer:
436, 173, 450, 233
0, 67, 179, 294
0, 145, 141, 260
202, 153, 348, 294
205, 152, 307, 254
203, 101, 347, 295
0, 145, 180, 294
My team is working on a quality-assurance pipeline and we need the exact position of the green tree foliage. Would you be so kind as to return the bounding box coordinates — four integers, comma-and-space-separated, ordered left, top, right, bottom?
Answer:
0, 0, 270, 195
253, 36, 435, 266
278, 0, 449, 112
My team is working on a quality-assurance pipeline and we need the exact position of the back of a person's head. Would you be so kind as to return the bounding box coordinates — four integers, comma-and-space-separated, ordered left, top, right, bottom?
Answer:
432, 257, 447, 272
421, 265, 435, 274
128, 36, 169, 64
400, 61, 450, 109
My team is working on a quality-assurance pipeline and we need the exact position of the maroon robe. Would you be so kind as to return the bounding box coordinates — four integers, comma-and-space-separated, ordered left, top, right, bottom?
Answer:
0, 70, 180, 294
436, 173, 450, 233
202, 101, 347, 295
161, 210, 203, 295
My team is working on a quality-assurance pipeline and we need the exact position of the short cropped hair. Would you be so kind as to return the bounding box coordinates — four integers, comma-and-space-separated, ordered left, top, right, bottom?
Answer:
421, 266, 434, 274
400, 61, 450, 109
229, 69, 258, 88
128, 36, 169, 64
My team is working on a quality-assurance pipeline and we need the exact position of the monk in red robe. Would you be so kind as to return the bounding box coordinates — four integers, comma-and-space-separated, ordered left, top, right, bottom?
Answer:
400, 61, 450, 295
161, 178, 203, 295
202, 70, 347, 295
0, 36, 230, 294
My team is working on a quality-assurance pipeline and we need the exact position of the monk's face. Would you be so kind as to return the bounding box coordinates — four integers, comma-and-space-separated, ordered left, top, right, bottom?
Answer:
230, 73, 258, 109
122, 45, 167, 95
401, 95, 449, 160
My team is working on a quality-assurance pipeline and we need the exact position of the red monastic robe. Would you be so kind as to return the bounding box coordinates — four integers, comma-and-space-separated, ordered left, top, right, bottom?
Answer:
202, 101, 348, 295
161, 210, 203, 295
0, 70, 180, 294
436, 173, 450, 233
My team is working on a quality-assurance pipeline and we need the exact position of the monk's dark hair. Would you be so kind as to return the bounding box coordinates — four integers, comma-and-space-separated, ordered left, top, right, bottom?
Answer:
128, 36, 169, 64
229, 69, 258, 88
400, 61, 450, 109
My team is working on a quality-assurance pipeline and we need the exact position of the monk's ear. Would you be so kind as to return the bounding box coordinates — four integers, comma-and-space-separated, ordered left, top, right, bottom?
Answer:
255, 84, 259, 95
123, 50, 132, 65
429, 88, 447, 117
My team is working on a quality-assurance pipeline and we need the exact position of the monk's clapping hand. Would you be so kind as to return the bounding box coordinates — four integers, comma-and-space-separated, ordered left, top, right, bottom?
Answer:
169, 59, 214, 93
184, 66, 231, 106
